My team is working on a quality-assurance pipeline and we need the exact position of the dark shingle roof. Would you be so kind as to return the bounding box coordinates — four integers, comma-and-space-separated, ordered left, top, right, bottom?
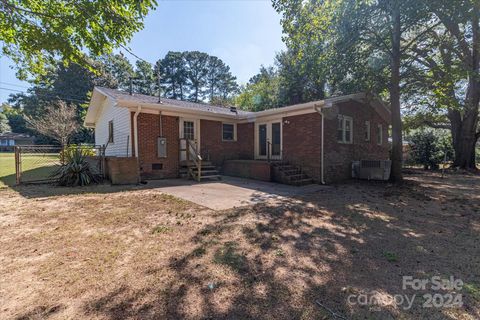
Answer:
97, 87, 253, 117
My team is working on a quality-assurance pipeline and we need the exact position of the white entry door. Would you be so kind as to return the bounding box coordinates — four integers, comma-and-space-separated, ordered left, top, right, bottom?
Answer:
255, 121, 282, 160
179, 119, 200, 161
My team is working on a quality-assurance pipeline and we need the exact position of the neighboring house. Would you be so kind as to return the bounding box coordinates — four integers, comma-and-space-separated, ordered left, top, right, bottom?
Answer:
0, 132, 35, 152
85, 87, 391, 184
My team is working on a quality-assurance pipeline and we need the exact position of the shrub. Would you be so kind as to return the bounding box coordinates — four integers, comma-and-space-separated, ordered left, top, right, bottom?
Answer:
54, 148, 98, 186
408, 130, 453, 170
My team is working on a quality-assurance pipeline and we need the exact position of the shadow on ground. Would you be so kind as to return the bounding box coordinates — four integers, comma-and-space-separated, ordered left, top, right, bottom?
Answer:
79, 171, 480, 319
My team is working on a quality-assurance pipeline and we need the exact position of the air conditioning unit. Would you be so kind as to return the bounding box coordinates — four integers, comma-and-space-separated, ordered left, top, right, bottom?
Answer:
352, 160, 391, 181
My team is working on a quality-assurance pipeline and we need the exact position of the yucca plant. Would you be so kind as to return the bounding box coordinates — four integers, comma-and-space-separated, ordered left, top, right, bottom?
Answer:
54, 148, 98, 186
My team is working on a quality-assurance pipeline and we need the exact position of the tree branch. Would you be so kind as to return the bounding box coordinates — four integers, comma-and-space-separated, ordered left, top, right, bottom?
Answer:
401, 21, 442, 53
429, 5, 472, 65
424, 120, 452, 130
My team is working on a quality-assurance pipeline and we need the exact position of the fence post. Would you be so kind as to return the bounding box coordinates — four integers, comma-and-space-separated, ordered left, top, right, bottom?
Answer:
14, 146, 21, 185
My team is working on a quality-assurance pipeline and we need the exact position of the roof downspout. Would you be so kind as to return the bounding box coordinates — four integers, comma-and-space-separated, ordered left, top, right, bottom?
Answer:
314, 104, 328, 185
133, 106, 141, 158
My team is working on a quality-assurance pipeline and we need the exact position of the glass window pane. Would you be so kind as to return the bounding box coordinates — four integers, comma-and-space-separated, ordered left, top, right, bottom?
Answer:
222, 124, 234, 140
259, 124, 267, 156
184, 121, 194, 140
271, 122, 281, 155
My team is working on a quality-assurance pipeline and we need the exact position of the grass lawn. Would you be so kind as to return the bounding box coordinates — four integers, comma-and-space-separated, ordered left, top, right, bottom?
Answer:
0, 152, 60, 187
0, 171, 479, 319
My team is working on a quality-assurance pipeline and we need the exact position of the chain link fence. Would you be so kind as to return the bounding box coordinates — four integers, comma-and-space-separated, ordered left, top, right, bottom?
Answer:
15, 145, 105, 184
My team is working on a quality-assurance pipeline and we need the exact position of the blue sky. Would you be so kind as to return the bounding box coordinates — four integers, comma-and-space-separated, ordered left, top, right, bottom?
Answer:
0, 0, 285, 103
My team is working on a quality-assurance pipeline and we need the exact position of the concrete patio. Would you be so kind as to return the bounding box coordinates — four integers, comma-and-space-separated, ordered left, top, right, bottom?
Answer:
145, 176, 326, 210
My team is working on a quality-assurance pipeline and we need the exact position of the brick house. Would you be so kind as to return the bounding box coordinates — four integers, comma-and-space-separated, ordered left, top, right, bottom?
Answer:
85, 87, 391, 184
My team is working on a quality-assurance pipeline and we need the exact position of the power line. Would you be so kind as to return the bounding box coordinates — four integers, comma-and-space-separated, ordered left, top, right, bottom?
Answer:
0, 87, 90, 104
0, 81, 31, 89
119, 44, 154, 65
0, 83, 92, 101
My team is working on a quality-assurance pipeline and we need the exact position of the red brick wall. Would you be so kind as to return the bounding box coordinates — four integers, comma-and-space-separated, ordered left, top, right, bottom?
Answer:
322, 100, 390, 183
282, 113, 322, 181
136, 113, 179, 179
223, 160, 271, 181
200, 120, 254, 166
131, 101, 388, 183
282, 101, 389, 183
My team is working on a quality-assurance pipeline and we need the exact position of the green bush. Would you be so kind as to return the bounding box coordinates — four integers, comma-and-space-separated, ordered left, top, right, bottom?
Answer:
408, 130, 453, 170
54, 148, 98, 186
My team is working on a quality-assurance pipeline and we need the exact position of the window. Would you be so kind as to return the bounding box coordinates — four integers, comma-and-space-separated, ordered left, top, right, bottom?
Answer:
364, 121, 371, 141
377, 124, 383, 145
337, 115, 353, 144
183, 121, 194, 140
222, 123, 236, 141
108, 120, 114, 143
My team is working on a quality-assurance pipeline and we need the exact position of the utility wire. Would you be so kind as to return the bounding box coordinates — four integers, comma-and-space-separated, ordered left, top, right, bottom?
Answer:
0, 87, 90, 103
0, 81, 31, 89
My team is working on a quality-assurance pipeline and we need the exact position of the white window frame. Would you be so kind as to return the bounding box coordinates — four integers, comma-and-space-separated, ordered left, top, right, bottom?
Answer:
364, 121, 371, 142
222, 123, 237, 142
377, 124, 383, 145
337, 115, 353, 144
108, 120, 114, 144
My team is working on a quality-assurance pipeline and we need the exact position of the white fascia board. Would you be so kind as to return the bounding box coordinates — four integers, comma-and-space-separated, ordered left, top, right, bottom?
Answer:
121, 101, 242, 122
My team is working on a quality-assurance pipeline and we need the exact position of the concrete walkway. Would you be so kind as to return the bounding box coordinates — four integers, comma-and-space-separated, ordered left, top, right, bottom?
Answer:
146, 176, 326, 210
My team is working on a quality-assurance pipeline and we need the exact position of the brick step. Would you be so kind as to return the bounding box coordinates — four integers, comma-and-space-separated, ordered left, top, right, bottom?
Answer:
180, 166, 216, 173
199, 175, 221, 180
290, 178, 314, 186
180, 160, 213, 167
286, 173, 309, 181
188, 165, 217, 170
282, 169, 303, 175
277, 165, 297, 171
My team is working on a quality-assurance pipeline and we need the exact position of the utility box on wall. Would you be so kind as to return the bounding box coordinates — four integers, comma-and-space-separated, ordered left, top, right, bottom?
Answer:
157, 137, 167, 158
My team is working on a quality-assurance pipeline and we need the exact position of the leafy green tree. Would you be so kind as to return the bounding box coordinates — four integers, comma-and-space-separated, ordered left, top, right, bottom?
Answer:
206, 56, 239, 102
273, 0, 433, 182
156, 51, 238, 103
98, 53, 135, 90
134, 60, 157, 96
403, 1, 480, 169
236, 66, 280, 111
276, 50, 325, 106
156, 51, 188, 100
184, 51, 209, 102
1, 104, 28, 134
6, 55, 133, 143
0, 0, 156, 78
408, 130, 453, 170
0, 112, 11, 133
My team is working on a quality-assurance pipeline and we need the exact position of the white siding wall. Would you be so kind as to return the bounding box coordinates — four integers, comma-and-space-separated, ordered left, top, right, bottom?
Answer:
94, 99, 132, 157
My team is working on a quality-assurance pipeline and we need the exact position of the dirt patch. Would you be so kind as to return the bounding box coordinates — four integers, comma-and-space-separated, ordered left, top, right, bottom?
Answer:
0, 171, 479, 319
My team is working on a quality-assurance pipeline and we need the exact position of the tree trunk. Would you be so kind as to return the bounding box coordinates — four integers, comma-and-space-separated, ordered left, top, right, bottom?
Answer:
450, 5, 480, 169
389, 0, 404, 182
